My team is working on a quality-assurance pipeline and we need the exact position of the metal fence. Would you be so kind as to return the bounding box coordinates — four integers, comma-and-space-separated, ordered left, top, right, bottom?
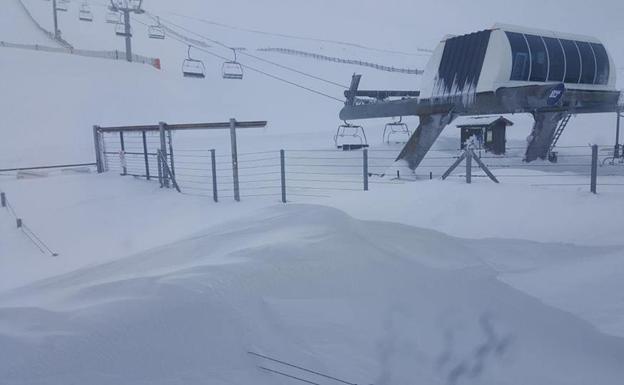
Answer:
94, 121, 624, 201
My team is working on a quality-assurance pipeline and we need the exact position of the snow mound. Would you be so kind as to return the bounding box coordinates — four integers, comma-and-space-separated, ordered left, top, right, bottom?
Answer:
1, 205, 623, 385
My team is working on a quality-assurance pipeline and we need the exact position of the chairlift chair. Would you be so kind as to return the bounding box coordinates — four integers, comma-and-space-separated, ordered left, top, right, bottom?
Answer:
106, 11, 121, 24
115, 23, 131, 37
383, 117, 411, 144
182, 46, 206, 79
79, 4, 93, 22
56, 0, 69, 12
334, 121, 368, 150
148, 17, 165, 39
222, 49, 244, 80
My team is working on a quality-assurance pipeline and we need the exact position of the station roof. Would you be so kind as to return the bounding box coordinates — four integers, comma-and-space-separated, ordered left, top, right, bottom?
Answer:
454, 116, 514, 128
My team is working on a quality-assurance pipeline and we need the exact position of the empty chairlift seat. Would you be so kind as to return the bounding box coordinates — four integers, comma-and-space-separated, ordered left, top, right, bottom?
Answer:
383, 117, 411, 143
182, 46, 206, 79
335, 122, 368, 150
56, 0, 69, 12
79, 4, 93, 22
148, 25, 165, 40
115, 23, 131, 37
222, 49, 244, 80
106, 11, 122, 24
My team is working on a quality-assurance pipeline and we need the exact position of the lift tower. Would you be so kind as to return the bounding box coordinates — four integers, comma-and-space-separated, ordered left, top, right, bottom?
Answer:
109, 0, 144, 62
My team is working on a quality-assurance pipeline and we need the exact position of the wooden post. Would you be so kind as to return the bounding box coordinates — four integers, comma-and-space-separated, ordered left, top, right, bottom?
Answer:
167, 129, 176, 177
157, 149, 163, 188
280, 150, 286, 203
466, 149, 472, 184
591, 144, 598, 194
211, 149, 218, 203
92, 125, 104, 173
119, 131, 127, 176
142, 130, 150, 180
230, 118, 240, 202
1, 192, 6, 208
363, 149, 369, 191
159, 122, 169, 188
16, 218, 22, 229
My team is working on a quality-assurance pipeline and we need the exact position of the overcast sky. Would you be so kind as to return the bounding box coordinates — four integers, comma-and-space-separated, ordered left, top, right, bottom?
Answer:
160, 0, 623, 70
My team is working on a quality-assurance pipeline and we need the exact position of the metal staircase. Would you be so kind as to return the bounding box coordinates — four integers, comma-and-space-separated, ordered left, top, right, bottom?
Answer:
549, 113, 572, 153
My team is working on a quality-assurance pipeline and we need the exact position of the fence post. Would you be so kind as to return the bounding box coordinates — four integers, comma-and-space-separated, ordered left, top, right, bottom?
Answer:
591, 144, 598, 194
230, 118, 240, 202
159, 122, 169, 188
16, 218, 22, 229
211, 149, 218, 203
119, 131, 127, 176
142, 130, 150, 180
363, 149, 369, 191
1, 192, 6, 208
92, 125, 103, 173
167, 129, 176, 177
466, 149, 472, 184
280, 150, 287, 203
157, 149, 163, 188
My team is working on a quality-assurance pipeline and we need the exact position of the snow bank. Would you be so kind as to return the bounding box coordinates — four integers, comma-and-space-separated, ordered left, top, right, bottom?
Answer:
1, 204, 624, 385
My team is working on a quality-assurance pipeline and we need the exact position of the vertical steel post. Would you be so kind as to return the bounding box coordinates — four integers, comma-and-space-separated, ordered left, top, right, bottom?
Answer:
167, 130, 176, 177
1, 192, 6, 208
92, 125, 103, 173
211, 149, 218, 203
157, 149, 163, 187
142, 130, 150, 180
363, 149, 369, 191
280, 150, 287, 203
119, 131, 127, 175
616, 111, 621, 158
159, 122, 169, 188
52, 0, 59, 39
230, 118, 240, 202
123, 10, 132, 62
466, 149, 472, 184
591, 144, 598, 194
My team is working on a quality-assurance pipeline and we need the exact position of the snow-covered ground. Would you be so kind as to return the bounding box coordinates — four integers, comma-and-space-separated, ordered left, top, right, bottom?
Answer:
2, 0, 624, 384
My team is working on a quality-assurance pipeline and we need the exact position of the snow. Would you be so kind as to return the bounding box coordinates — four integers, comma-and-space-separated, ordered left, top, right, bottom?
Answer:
2, 203, 624, 385
2, 0, 624, 384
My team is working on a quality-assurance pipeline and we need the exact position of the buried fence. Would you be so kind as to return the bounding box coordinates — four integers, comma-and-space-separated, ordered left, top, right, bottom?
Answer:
0, 192, 58, 257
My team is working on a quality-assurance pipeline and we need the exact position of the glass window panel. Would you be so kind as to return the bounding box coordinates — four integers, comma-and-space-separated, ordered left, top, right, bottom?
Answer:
505, 32, 530, 81
577, 41, 596, 84
543, 37, 565, 82
560, 39, 581, 83
591, 43, 610, 85
526, 34, 548, 82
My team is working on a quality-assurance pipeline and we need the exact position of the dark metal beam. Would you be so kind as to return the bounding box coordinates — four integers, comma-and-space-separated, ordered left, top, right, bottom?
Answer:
97, 121, 268, 133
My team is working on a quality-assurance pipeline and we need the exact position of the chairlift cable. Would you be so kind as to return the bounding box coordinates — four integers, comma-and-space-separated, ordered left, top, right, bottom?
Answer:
152, 27, 344, 103
144, 13, 349, 89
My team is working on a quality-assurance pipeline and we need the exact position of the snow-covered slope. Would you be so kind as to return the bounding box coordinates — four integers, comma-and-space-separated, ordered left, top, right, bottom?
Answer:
2, 204, 624, 385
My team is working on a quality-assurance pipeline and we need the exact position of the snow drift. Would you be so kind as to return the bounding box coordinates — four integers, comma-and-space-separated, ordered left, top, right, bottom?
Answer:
1, 205, 623, 385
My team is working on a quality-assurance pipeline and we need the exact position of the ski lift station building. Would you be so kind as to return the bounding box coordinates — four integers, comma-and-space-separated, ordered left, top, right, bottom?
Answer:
341, 23, 621, 169
419, 23, 617, 98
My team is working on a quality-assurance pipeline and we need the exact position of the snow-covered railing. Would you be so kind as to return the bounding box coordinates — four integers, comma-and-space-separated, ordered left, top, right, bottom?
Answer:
15, 0, 73, 49
0, 41, 161, 69
257, 47, 424, 75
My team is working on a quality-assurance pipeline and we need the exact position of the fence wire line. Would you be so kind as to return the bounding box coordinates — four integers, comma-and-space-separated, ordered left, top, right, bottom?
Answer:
1, 196, 57, 257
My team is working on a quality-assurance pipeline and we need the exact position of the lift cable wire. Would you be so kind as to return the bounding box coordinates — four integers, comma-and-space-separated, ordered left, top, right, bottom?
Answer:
167, 11, 434, 56
132, 17, 345, 103
143, 12, 349, 89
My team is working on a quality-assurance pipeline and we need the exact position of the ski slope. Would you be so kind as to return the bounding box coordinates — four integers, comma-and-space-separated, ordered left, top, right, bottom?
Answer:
2, 1, 624, 384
